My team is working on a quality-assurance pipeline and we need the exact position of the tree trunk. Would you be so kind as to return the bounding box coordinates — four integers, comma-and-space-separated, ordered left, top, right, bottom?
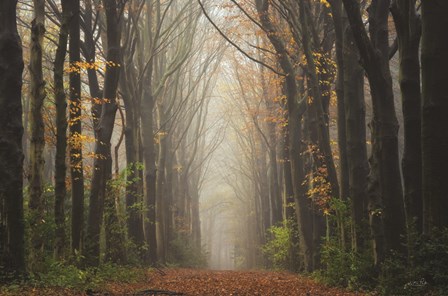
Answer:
342, 16, 369, 252
28, 0, 46, 267
421, 0, 448, 235
54, 0, 69, 260
141, 92, 158, 265
391, 0, 422, 236
156, 106, 168, 262
0, 0, 25, 276
255, 0, 317, 271
69, 0, 85, 254
121, 85, 145, 251
282, 120, 301, 272
342, 0, 406, 265
85, 0, 122, 266
329, 0, 350, 202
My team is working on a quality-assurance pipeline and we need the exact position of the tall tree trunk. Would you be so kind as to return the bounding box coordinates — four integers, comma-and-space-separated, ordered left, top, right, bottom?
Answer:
0, 0, 25, 276
329, 0, 349, 202
299, 0, 339, 201
282, 120, 301, 272
342, 16, 369, 252
54, 0, 69, 260
421, 0, 448, 235
255, 0, 316, 271
341, 0, 406, 265
85, 0, 122, 266
69, 0, 85, 254
28, 0, 46, 267
141, 92, 158, 265
121, 84, 145, 251
156, 106, 168, 263
391, 0, 422, 242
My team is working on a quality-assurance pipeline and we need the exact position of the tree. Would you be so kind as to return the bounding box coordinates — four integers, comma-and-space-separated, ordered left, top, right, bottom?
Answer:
341, 0, 406, 266
0, 0, 26, 276
85, 0, 123, 266
391, 0, 422, 235
342, 14, 369, 252
69, 0, 84, 254
254, 0, 315, 271
421, 0, 448, 236
28, 0, 46, 267
54, 0, 69, 260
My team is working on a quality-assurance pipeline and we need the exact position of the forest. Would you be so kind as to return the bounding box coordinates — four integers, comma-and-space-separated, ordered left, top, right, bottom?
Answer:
0, 0, 447, 295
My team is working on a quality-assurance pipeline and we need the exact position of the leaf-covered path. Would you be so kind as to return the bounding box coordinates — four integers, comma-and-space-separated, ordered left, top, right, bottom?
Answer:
107, 268, 363, 296
4, 269, 366, 295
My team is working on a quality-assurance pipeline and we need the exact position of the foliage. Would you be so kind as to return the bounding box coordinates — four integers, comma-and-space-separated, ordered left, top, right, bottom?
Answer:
0, 260, 147, 293
415, 229, 448, 294
167, 234, 207, 268
261, 220, 299, 270
317, 197, 376, 292
318, 237, 376, 291
378, 228, 448, 296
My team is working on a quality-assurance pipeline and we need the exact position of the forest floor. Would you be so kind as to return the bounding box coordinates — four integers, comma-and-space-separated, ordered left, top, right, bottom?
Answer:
2, 268, 367, 296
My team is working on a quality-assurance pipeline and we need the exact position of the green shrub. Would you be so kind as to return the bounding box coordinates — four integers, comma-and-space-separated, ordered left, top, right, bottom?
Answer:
412, 229, 448, 295
377, 229, 448, 296
318, 237, 376, 291
262, 220, 298, 270
23, 260, 146, 291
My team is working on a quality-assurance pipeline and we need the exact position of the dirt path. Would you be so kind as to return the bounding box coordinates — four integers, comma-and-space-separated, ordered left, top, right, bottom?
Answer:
106, 268, 364, 296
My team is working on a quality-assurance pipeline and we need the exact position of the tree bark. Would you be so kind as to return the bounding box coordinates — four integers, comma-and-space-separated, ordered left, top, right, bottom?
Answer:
28, 0, 46, 267
54, 0, 69, 260
391, 0, 422, 234
341, 0, 406, 265
421, 0, 448, 235
85, 0, 122, 266
329, 0, 350, 202
141, 91, 158, 265
255, 0, 317, 271
0, 0, 25, 276
342, 15, 369, 252
69, 0, 85, 255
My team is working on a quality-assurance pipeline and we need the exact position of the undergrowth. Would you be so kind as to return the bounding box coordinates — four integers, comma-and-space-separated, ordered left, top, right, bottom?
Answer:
0, 261, 147, 294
